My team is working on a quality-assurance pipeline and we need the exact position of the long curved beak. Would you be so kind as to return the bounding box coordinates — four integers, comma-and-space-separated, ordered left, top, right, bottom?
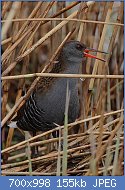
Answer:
84, 47, 108, 62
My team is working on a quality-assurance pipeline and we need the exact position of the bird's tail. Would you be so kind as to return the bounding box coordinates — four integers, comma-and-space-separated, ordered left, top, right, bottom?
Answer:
8, 121, 18, 128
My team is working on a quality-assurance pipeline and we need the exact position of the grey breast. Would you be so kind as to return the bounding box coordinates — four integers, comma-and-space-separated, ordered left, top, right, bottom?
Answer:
35, 77, 79, 127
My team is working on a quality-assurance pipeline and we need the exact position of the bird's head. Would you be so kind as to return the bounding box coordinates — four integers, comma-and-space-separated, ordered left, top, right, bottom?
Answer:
61, 40, 107, 64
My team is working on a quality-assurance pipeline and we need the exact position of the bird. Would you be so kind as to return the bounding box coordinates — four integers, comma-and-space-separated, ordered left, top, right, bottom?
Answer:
10, 40, 107, 156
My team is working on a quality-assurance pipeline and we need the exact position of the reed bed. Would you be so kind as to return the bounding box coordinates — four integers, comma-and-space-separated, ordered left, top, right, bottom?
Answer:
1, 1, 124, 176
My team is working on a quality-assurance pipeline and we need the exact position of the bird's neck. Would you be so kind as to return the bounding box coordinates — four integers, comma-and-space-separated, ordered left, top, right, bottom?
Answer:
63, 63, 80, 74
51, 57, 82, 75
62, 58, 82, 74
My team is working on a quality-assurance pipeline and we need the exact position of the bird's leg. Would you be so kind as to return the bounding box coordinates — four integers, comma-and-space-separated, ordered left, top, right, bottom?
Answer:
52, 130, 63, 151
31, 131, 39, 158
52, 130, 59, 138
52, 131, 58, 150
52, 129, 73, 160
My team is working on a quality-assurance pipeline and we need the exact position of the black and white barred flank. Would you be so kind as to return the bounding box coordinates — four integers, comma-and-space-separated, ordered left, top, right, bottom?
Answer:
16, 93, 54, 132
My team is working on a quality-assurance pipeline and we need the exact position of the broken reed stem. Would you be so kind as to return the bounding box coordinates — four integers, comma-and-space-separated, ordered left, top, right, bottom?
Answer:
3, 116, 122, 154
2, 161, 124, 176
1, 18, 124, 26
2, 139, 123, 163
1, 139, 123, 170
1, 147, 47, 162
1, 108, 124, 154
1, 73, 124, 80
2, 132, 123, 158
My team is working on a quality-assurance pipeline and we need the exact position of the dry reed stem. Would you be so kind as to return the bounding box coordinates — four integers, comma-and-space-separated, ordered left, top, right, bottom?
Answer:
85, 112, 123, 176
77, 3, 88, 133
1, 109, 124, 154
13, 2, 44, 42
89, 2, 114, 90
2, 18, 124, 26
2, 2, 21, 40
2, 161, 124, 176
2, 73, 124, 80
2, 11, 78, 76
106, 2, 123, 125
1, 147, 46, 163
106, 2, 124, 64
2, 97, 23, 127
2, 1, 12, 18
2, 149, 123, 175
20, 2, 54, 54
3, 123, 123, 155
2, 138, 123, 170
1, 2, 80, 46
2, 3, 43, 58
2, 135, 122, 163
2, 2, 43, 63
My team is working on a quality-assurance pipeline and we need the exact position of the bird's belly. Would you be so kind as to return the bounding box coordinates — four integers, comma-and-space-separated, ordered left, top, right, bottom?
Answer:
36, 78, 79, 126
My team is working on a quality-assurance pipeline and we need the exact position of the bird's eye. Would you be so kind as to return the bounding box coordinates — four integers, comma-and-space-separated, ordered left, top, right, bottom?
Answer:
76, 44, 83, 51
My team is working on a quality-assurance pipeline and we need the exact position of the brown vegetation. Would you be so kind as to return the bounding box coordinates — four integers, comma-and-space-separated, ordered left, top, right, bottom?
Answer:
1, 1, 124, 176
